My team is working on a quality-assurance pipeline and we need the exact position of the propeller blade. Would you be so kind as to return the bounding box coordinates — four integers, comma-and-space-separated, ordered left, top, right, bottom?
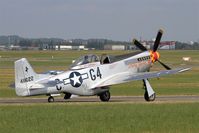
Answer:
153, 29, 163, 52
133, 39, 147, 51
157, 59, 171, 70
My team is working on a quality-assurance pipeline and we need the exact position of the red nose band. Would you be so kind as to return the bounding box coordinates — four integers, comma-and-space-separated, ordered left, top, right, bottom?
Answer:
150, 51, 160, 62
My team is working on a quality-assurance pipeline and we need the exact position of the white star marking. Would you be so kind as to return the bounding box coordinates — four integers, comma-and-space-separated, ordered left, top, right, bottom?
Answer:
71, 73, 81, 86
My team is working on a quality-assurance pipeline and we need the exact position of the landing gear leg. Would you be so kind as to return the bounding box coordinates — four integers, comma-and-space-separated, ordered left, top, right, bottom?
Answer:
99, 91, 110, 102
48, 96, 54, 103
143, 79, 156, 101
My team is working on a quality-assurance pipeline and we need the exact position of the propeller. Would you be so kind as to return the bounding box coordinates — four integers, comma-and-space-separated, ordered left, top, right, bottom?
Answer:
133, 39, 147, 51
157, 60, 171, 70
133, 29, 171, 70
153, 29, 163, 52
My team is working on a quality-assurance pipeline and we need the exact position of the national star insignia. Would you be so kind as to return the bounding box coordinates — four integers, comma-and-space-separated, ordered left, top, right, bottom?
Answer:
63, 72, 88, 88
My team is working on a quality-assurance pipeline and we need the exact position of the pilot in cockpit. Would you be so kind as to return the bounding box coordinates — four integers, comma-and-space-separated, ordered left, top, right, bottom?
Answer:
70, 54, 100, 69
82, 55, 89, 64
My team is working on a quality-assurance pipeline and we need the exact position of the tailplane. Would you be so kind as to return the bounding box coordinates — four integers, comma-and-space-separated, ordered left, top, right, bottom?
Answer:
15, 58, 38, 96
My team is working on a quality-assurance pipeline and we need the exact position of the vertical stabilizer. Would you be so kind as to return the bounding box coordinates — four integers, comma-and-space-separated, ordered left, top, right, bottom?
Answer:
15, 58, 37, 96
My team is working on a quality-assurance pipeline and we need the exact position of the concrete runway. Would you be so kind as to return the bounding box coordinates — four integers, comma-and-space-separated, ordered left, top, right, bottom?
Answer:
0, 95, 199, 104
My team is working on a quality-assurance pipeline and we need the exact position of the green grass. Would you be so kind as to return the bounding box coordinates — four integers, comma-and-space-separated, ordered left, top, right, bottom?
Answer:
0, 50, 199, 133
0, 103, 199, 133
0, 50, 199, 97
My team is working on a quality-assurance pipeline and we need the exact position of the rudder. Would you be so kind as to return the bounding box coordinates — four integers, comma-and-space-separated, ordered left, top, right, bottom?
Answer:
15, 58, 37, 96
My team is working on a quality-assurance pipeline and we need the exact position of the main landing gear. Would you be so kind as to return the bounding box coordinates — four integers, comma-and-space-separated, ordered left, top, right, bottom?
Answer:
98, 91, 111, 102
143, 79, 156, 101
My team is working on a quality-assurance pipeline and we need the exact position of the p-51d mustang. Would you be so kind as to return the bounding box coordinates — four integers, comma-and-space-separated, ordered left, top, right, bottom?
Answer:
14, 29, 190, 102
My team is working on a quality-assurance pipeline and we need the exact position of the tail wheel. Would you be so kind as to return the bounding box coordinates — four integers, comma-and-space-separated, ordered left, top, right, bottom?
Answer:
99, 91, 110, 102
64, 92, 72, 100
144, 91, 156, 102
48, 96, 54, 103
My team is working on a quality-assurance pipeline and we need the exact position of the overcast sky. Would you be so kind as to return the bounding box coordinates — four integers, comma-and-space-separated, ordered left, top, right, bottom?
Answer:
0, 0, 198, 41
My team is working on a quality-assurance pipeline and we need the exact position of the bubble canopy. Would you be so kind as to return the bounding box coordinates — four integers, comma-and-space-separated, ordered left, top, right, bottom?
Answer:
70, 54, 100, 68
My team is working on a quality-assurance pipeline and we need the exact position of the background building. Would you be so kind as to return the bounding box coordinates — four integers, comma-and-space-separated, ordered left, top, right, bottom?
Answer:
104, 45, 125, 50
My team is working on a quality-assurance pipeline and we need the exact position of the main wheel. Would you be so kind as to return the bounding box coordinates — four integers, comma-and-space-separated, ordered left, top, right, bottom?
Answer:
64, 92, 72, 100
48, 96, 54, 103
144, 91, 156, 102
99, 91, 110, 102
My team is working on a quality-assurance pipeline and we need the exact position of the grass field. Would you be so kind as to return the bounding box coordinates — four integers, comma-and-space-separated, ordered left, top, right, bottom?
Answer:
0, 102, 199, 133
0, 50, 199, 97
0, 50, 199, 133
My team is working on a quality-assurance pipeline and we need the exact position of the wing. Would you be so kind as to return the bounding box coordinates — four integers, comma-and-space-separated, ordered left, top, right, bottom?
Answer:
92, 67, 190, 88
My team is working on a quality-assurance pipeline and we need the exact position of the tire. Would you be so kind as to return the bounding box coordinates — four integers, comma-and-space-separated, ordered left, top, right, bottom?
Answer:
149, 93, 156, 101
64, 92, 72, 100
99, 91, 110, 102
48, 96, 54, 103
144, 91, 150, 101
144, 91, 156, 102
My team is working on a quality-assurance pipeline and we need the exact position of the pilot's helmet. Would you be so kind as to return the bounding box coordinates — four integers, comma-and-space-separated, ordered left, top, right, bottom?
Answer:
84, 55, 88, 60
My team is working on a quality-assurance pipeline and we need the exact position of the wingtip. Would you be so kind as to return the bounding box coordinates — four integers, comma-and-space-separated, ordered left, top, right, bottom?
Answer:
178, 67, 191, 73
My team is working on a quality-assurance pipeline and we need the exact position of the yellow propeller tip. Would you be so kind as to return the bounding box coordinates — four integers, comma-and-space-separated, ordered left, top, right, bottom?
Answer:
159, 28, 164, 34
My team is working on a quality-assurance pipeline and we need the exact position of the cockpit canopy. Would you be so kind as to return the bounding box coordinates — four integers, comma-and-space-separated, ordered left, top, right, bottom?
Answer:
70, 54, 100, 68
69, 52, 141, 69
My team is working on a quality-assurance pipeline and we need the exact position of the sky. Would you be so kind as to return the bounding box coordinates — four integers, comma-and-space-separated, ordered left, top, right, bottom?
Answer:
0, 0, 198, 42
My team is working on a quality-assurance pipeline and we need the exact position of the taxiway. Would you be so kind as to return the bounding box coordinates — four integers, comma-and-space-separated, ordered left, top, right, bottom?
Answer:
0, 95, 198, 104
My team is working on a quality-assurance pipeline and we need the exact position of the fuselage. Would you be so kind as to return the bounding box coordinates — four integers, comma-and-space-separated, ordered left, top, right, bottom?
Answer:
28, 51, 152, 96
